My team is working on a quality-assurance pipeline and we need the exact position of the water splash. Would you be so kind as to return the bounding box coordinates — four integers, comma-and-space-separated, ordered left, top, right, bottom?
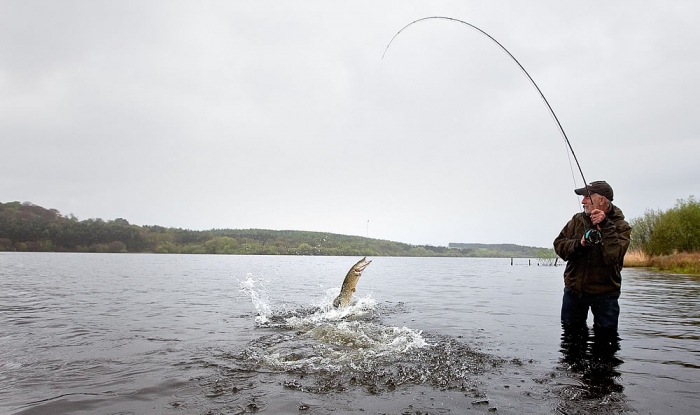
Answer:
188, 272, 519, 414
224, 275, 507, 400
238, 275, 379, 328
237, 274, 272, 324
235, 274, 429, 370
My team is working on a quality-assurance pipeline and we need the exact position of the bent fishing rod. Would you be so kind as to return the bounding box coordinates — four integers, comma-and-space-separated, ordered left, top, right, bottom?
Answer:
382, 16, 602, 242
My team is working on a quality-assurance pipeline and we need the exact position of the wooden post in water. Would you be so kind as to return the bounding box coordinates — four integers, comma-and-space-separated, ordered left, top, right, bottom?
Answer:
510, 257, 513, 266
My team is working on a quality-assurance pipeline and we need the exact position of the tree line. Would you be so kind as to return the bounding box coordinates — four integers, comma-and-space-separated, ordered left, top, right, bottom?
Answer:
7, 199, 696, 259
0, 201, 545, 257
629, 195, 700, 257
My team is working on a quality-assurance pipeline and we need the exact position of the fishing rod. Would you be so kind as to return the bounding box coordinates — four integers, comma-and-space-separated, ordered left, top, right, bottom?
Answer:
382, 16, 602, 243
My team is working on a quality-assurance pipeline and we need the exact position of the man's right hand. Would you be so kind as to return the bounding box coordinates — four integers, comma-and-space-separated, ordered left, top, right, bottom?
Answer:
590, 208, 606, 225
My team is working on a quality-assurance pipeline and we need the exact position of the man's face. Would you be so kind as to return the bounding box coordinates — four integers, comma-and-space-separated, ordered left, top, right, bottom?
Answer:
582, 193, 603, 214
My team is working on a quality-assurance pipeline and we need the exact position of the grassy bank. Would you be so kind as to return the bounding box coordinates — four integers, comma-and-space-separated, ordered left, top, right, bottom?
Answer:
624, 250, 700, 275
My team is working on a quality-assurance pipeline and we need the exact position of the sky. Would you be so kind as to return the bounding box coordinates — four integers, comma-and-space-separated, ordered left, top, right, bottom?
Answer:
1, 1, 698, 248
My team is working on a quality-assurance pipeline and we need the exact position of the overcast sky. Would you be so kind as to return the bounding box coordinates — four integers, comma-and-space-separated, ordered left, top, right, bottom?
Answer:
2, 1, 698, 248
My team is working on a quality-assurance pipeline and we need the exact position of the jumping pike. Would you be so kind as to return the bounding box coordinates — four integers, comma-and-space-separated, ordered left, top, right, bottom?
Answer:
333, 257, 372, 308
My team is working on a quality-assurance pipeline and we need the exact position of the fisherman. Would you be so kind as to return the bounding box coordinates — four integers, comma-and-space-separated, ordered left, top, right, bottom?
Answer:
553, 181, 632, 330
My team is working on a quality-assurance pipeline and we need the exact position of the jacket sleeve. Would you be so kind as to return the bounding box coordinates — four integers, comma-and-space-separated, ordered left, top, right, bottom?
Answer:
553, 216, 587, 261
599, 217, 632, 265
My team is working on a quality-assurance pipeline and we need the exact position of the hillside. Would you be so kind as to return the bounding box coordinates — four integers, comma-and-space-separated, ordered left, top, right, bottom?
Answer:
0, 201, 549, 257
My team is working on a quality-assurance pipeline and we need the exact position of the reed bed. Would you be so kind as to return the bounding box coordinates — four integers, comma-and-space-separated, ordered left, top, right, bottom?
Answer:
624, 250, 700, 275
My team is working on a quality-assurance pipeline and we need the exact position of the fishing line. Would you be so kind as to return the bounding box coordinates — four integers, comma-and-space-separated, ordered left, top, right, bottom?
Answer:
382, 16, 592, 198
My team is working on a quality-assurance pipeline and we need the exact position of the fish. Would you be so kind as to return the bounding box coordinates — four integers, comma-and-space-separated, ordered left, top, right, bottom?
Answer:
333, 257, 372, 308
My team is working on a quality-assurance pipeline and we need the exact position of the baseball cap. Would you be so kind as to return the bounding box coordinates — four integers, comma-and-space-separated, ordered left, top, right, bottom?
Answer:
574, 181, 614, 201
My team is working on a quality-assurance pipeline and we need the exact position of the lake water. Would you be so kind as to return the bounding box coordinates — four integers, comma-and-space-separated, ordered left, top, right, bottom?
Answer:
0, 253, 697, 414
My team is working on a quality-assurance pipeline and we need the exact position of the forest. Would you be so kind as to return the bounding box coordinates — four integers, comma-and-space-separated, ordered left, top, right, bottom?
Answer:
628, 196, 700, 256
624, 196, 700, 274
0, 201, 548, 258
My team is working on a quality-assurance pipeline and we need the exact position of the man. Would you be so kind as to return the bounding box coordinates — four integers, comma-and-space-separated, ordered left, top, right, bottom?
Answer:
553, 181, 632, 330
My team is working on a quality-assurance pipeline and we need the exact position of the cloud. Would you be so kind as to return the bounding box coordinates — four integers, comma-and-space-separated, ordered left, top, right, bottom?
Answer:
2, 1, 699, 247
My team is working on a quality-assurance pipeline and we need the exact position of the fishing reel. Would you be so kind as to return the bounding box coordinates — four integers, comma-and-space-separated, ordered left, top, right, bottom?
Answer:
584, 228, 603, 245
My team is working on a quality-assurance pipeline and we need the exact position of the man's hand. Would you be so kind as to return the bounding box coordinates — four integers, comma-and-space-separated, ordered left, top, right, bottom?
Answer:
581, 209, 606, 246
590, 208, 606, 225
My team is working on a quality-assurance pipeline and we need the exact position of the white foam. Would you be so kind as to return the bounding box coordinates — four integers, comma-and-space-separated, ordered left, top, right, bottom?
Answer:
238, 277, 429, 370
237, 274, 273, 324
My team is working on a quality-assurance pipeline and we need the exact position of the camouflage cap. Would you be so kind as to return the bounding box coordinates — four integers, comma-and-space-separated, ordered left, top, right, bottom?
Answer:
574, 181, 614, 201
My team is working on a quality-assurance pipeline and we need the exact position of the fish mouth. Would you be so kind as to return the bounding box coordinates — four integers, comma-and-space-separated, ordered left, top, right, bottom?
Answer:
353, 257, 372, 273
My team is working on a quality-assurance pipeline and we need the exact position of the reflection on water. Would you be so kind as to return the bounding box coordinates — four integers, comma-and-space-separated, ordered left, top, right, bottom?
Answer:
556, 325, 628, 414
560, 325, 623, 392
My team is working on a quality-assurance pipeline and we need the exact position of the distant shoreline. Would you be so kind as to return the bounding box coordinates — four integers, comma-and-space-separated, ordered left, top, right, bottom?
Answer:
1, 201, 552, 258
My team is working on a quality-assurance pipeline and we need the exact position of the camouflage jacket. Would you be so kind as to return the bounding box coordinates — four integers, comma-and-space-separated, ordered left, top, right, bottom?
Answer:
553, 204, 632, 296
